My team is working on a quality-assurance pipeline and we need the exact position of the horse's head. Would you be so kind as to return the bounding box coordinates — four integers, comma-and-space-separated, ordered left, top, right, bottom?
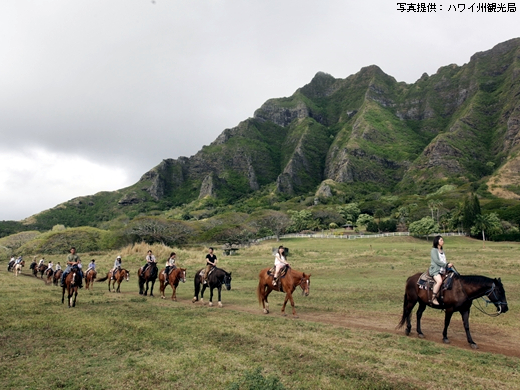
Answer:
125, 269, 130, 281
223, 272, 232, 291
179, 268, 187, 283
300, 273, 311, 296
489, 278, 508, 314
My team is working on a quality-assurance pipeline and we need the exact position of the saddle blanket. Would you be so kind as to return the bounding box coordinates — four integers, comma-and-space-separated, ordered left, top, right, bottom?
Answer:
267, 265, 288, 278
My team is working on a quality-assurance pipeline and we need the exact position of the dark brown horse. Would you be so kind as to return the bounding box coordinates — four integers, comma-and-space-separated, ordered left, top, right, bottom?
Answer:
257, 267, 311, 318
45, 267, 54, 284
84, 269, 97, 290
33, 263, 47, 278
398, 273, 508, 349
53, 269, 63, 286
138, 263, 158, 296
192, 267, 232, 307
61, 268, 80, 307
97, 269, 130, 293
159, 267, 187, 301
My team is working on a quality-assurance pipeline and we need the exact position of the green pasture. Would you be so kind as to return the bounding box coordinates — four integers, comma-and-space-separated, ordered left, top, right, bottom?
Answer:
1, 236, 519, 389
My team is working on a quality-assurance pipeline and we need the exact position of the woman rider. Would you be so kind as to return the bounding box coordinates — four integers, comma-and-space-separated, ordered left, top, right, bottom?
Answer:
429, 235, 453, 305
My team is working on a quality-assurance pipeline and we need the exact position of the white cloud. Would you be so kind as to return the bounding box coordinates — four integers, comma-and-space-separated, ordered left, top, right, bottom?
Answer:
0, 148, 130, 221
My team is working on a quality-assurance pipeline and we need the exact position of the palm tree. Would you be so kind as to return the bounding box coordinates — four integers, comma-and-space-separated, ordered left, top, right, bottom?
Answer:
471, 213, 502, 248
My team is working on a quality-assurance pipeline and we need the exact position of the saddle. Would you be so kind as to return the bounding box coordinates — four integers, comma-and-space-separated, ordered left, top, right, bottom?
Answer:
199, 267, 215, 278
417, 271, 454, 290
267, 265, 288, 278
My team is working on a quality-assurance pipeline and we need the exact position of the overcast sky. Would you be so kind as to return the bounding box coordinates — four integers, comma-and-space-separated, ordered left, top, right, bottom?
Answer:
0, 1, 518, 221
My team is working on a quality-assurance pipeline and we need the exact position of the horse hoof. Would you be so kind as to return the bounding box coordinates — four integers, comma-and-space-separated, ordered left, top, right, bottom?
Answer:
293, 315, 299, 319
209, 302, 213, 307
405, 329, 411, 336
443, 338, 450, 344
470, 343, 478, 349
282, 313, 287, 317
218, 302, 222, 308
161, 296, 165, 299
418, 333, 424, 339
263, 309, 269, 314
192, 298, 197, 303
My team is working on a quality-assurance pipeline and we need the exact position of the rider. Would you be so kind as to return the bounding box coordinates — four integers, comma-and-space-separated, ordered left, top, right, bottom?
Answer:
111, 256, 121, 280
86, 259, 96, 274
430, 235, 453, 305
55, 262, 62, 271
142, 250, 156, 275
38, 257, 45, 267
202, 247, 217, 285
46, 260, 54, 275
272, 245, 289, 286
164, 252, 177, 286
61, 247, 83, 288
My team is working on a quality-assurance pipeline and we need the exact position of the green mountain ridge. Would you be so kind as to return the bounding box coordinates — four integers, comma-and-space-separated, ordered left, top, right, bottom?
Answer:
15, 37, 520, 231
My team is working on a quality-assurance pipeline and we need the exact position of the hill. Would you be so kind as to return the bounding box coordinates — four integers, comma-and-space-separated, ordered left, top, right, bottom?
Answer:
4, 38, 520, 236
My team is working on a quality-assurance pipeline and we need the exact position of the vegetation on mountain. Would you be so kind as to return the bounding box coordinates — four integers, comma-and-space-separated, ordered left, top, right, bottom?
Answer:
2, 38, 520, 254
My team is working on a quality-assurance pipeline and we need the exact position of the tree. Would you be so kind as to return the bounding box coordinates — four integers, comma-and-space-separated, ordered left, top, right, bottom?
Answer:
356, 213, 374, 228
337, 203, 361, 223
462, 194, 481, 234
374, 209, 384, 225
257, 211, 290, 241
409, 217, 439, 239
287, 210, 315, 232
471, 213, 502, 248
125, 217, 193, 245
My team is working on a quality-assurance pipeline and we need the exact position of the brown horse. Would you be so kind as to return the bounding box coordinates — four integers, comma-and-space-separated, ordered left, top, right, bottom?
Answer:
97, 269, 130, 293
84, 269, 97, 290
53, 269, 63, 286
397, 273, 509, 349
61, 268, 80, 307
257, 267, 311, 317
138, 263, 158, 296
159, 267, 187, 301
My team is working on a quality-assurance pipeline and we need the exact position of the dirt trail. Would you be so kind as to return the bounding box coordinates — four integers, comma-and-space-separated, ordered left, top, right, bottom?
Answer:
221, 303, 520, 359
16, 272, 520, 359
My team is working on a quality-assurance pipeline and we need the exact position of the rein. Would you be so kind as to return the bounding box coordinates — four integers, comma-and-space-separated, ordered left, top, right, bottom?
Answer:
472, 283, 506, 317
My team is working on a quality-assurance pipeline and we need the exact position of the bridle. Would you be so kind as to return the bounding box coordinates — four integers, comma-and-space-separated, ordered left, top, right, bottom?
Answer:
473, 282, 507, 317
299, 277, 310, 295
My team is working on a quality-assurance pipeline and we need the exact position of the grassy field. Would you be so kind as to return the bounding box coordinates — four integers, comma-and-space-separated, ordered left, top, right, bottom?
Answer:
1, 236, 519, 389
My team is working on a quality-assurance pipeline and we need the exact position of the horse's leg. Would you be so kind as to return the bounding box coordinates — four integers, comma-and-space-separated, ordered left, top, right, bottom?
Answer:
282, 290, 297, 317
217, 286, 223, 308
200, 284, 206, 303
150, 280, 155, 297
459, 309, 477, 348
416, 301, 427, 338
72, 288, 78, 307
441, 309, 455, 344
61, 286, 66, 304
209, 286, 214, 307
117, 281, 121, 293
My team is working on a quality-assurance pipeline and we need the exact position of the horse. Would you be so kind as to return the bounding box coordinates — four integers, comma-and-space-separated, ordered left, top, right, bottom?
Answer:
159, 267, 186, 301
192, 267, 232, 307
138, 263, 158, 296
8, 259, 24, 272
97, 269, 130, 293
33, 263, 47, 278
257, 267, 311, 318
397, 273, 509, 349
84, 269, 97, 290
53, 269, 63, 286
14, 261, 25, 276
45, 268, 54, 284
61, 267, 81, 307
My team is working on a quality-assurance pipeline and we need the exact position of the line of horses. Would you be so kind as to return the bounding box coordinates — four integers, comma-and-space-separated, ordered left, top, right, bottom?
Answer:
6, 258, 509, 349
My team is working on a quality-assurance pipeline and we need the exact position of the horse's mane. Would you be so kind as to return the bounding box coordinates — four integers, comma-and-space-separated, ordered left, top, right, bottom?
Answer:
456, 274, 494, 285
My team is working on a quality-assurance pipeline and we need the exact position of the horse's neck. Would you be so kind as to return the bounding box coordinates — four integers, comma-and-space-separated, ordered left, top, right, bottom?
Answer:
459, 276, 494, 299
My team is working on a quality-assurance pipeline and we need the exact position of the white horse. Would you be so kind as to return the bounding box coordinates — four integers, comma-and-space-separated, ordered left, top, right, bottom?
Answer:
14, 263, 23, 276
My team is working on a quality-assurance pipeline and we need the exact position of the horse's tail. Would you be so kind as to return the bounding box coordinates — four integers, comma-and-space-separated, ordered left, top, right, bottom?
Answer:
194, 270, 201, 297
257, 278, 264, 306
97, 273, 109, 282
397, 292, 409, 329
